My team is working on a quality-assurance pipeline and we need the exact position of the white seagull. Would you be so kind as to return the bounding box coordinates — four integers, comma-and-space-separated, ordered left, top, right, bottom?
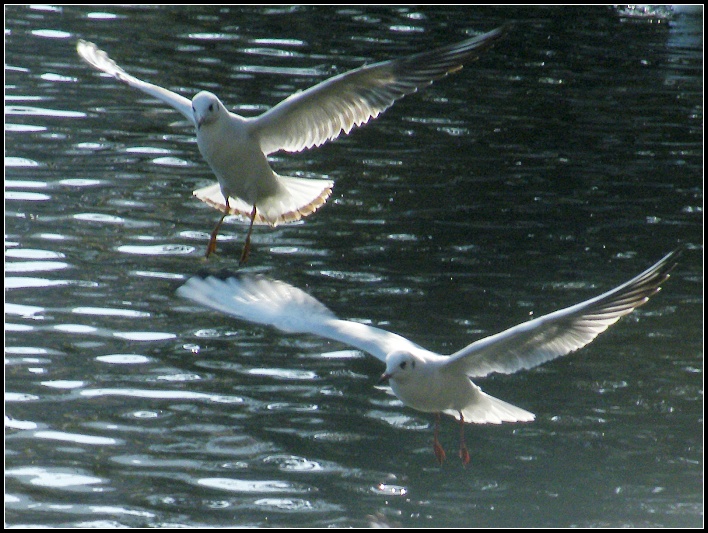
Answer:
76, 27, 506, 263
176, 248, 681, 465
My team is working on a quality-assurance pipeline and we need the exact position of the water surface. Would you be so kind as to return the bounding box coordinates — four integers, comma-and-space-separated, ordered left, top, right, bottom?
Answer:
5, 5, 703, 528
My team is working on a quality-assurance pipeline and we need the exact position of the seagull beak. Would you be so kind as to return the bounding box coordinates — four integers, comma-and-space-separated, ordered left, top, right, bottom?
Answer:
378, 372, 391, 385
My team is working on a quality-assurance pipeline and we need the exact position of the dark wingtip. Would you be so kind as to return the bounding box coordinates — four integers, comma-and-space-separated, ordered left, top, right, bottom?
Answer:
663, 243, 688, 276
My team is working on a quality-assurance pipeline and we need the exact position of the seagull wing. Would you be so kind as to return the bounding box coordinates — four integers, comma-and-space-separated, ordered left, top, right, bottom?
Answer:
177, 274, 423, 362
77, 40, 195, 125
251, 26, 506, 155
444, 248, 682, 378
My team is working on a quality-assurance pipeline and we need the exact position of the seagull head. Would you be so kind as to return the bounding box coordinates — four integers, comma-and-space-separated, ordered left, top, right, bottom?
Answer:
192, 91, 223, 129
378, 350, 418, 385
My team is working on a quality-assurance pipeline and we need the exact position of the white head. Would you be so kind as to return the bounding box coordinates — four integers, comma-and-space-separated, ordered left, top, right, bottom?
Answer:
379, 350, 420, 385
192, 91, 223, 129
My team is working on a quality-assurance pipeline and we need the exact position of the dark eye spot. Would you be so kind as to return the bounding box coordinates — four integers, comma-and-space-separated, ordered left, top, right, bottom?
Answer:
399, 361, 407, 370
209, 104, 214, 112
411, 360, 416, 369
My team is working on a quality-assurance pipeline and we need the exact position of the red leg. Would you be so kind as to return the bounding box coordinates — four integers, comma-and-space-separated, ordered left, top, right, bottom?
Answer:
239, 205, 257, 266
458, 411, 470, 466
206, 198, 230, 259
433, 413, 446, 465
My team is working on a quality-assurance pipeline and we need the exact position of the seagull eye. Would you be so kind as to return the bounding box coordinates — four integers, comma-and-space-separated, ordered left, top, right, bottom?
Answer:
208, 104, 214, 112
399, 361, 407, 370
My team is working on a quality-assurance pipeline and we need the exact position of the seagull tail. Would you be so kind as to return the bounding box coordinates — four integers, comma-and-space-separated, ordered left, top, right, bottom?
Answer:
193, 176, 333, 227
447, 387, 536, 425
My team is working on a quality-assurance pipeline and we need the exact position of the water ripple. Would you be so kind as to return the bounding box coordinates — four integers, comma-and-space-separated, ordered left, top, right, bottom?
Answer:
5, 105, 84, 118
80, 388, 245, 404
30, 29, 72, 39
6, 467, 104, 490
95, 354, 152, 364
112, 331, 176, 341
6, 261, 70, 272
197, 478, 304, 494
6, 191, 51, 201
264, 455, 325, 472
32, 430, 119, 446
246, 368, 319, 380
72, 307, 151, 318
73, 213, 126, 224
116, 244, 195, 255
5, 277, 70, 289
5, 248, 65, 259
5, 303, 45, 317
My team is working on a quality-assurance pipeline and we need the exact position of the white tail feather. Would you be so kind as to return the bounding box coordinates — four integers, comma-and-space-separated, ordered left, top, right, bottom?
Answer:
193, 175, 333, 226
445, 386, 535, 424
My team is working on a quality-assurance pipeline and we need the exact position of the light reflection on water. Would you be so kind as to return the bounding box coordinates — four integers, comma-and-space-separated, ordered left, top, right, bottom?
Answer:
5, 4, 703, 529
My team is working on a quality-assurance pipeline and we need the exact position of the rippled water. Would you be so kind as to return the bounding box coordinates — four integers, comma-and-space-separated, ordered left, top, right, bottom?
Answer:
5, 5, 703, 528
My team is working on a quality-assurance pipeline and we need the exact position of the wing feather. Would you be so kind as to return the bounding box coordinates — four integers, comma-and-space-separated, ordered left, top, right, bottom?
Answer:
77, 40, 195, 125
444, 248, 682, 378
177, 274, 422, 362
251, 26, 506, 155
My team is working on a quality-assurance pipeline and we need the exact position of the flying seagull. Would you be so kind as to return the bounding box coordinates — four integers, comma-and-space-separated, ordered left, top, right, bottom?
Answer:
77, 26, 506, 263
176, 248, 681, 465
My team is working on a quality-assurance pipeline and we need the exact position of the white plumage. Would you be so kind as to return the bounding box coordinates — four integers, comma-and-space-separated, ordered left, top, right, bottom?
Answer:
76, 27, 505, 260
177, 248, 681, 463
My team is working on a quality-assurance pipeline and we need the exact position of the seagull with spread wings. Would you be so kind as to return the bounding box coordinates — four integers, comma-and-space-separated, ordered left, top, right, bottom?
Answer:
77, 27, 506, 262
177, 248, 681, 465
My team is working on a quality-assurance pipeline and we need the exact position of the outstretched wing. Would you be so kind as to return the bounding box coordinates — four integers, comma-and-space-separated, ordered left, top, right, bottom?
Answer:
444, 248, 682, 378
251, 26, 506, 155
77, 40, 195, 125
177, 274, 423, 362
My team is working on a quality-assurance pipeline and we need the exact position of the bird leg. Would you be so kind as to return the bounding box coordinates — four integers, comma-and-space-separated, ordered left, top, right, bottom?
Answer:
239, 205, 257, 266
458, 412, 470, 466
205, 198, 231, 259
433, 413, 446, 465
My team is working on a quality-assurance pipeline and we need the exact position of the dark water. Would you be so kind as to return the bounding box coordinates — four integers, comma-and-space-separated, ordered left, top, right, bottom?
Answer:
5, 5, 703, 528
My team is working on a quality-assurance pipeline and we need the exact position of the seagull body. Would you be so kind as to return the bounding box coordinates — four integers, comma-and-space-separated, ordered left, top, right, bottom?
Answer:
76, 27, 506, 260
382, 350, 534, 424
177, 248, 681, 464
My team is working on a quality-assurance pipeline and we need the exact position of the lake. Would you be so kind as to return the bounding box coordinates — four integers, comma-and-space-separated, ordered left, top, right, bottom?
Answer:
5, 5, 703, 528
